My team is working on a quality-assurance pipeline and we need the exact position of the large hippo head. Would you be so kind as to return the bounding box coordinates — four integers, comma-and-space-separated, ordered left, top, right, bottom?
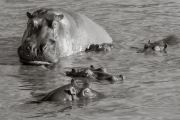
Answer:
18, 9, 73, 65
18, 8, 112, 65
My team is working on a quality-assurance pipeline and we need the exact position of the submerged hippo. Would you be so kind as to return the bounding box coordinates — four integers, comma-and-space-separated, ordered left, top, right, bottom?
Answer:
18, 8, 112, 65
85, 43, 114, 52
66, 65, 107, 77
84, 69, 124, 83
137, 40, 167, 53
40, 79, 105, 102
40, 79, 79, 101
66, 65, 124, 83
133, 35, 179, 53
77, 82, 106, 100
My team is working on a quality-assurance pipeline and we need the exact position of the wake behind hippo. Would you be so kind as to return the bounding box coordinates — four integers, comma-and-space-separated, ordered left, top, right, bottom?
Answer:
18, 8, 112, 65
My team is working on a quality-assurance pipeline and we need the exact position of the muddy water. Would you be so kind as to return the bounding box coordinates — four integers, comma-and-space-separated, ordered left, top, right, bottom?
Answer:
1, 0, 180, 120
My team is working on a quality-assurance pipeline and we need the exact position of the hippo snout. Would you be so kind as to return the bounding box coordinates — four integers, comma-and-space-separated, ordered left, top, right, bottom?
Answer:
18, 41, 58, 65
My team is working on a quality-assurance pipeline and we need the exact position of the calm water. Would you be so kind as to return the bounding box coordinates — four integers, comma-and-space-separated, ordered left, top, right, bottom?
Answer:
1, 0, 180, 119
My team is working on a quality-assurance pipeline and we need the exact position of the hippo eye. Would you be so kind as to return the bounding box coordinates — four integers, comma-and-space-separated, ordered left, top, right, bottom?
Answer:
44, 19, 53, 28
82, 88, 91, 96
49, 39, 56, 44
70, 87, 76, 95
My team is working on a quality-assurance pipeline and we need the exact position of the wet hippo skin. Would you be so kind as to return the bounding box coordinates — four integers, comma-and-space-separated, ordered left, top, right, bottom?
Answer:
85, 43, 114, 52
39, 79, 105, 102
40, 79, 79, 101
77, 82, 106, 100
65, 65, 107, 77
18, 8, 112, 65
66, 65, 124, 83
137, 40, 167, 53
132, 35, 180, 53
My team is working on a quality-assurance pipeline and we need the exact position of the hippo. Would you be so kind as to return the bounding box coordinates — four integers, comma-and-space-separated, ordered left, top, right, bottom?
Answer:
18, 8, 112, 65
84, 69, 124, 83
89, 65, 107, 73
133, 35, 180, 53
66, 65, 124, 83
66, 65, 107, 77
77, 82, 106, 100
85, 43, 114, 52
137, 40, 167, 53
39, 79, 105, 102
40, 79, 79, 101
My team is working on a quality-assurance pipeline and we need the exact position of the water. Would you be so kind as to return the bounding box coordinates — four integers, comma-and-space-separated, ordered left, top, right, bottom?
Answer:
1, 0, 180, 119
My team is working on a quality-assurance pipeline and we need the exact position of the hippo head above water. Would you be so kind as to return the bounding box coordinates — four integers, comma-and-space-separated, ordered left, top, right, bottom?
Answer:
18, 9, 64, 65
18, 8, 112, 65
39, 79, 105, 102
77, 82, 106, 100
40, 79, 79, 102
137, 40, 167, 53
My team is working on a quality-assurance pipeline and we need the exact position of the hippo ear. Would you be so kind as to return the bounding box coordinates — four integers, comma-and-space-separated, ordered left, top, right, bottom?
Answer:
144, 44, 148, 49
26, 12, 33, 19
71, 68, 77, 74
90, 65, 94, 69
148, 40, 151, 44
164, 44, 167, 50
119, 75, 125, 81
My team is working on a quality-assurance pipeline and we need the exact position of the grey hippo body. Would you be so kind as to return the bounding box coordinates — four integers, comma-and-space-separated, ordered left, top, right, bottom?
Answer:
18, 8, 112, 65
40, 79, 79, 101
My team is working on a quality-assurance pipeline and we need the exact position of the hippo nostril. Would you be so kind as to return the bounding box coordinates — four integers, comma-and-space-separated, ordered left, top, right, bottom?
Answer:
26, 45, 31, 51
43, 44, 48, 50
39, 44, 48, 52
33, 48, 38, 57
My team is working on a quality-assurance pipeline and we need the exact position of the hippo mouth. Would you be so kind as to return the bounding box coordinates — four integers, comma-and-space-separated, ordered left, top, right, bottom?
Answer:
18, 44, 59, 65
19, 59, 53, 65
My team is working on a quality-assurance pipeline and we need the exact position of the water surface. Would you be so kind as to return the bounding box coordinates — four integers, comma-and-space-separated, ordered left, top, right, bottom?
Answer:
1, 0, 180, 120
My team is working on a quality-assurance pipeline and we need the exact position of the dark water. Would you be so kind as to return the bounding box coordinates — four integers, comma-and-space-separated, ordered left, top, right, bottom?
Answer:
1, 0, 180, 119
